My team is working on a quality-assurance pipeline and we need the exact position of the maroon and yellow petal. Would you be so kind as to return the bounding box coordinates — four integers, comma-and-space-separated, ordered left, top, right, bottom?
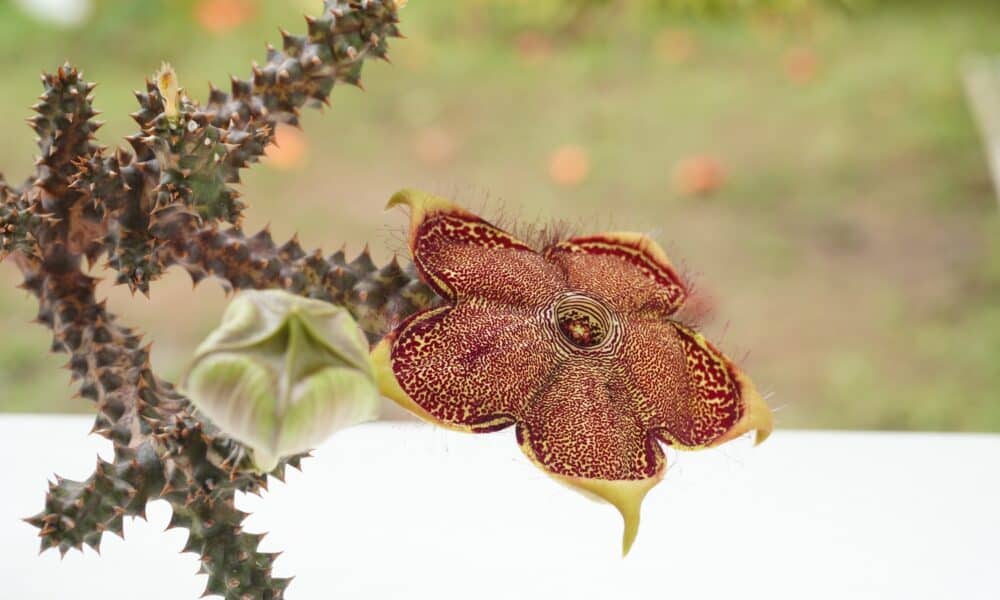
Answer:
388, 189, 566, 307
544, 232, 688, 318
515, 364, 665, 555
372, 301, 561, 432
621, 318, 772, 449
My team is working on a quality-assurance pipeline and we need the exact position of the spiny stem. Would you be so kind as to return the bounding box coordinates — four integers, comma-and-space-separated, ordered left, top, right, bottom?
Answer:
0, 2, 426, 598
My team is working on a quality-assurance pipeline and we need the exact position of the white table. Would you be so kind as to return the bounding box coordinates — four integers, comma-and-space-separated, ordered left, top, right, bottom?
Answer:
1, 415, 998, 600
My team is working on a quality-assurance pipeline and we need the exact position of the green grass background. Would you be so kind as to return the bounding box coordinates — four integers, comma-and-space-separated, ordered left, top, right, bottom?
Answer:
1, 0, 998, 431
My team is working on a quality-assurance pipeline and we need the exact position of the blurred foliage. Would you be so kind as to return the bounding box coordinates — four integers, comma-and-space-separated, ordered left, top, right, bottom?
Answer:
1, 0, 999, 432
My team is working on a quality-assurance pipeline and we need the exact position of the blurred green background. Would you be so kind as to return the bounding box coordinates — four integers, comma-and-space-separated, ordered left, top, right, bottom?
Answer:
1, 0, 998, 431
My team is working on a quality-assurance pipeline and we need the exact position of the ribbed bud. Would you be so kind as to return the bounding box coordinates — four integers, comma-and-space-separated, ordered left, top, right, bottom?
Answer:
184, 290, 378, 472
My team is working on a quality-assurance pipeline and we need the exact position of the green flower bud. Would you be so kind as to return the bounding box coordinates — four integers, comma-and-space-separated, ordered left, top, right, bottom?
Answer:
183, 290, 379, 472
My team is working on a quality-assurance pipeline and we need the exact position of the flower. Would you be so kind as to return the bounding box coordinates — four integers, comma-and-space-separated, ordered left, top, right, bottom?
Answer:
184, 290, 380, 472
372, 189, 773, 555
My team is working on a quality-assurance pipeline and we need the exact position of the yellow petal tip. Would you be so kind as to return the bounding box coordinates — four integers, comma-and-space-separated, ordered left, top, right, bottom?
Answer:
386, 188, 459, 215
754, 418, 773, 446
744, 377, 773, 446
551, 473, 661, 557
711, 369, 773, 447
385, 188, 417, 211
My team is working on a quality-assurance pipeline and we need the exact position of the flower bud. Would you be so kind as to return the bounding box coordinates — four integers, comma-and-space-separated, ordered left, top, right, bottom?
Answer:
154, 62, 181, 126
183, 290, 379, 472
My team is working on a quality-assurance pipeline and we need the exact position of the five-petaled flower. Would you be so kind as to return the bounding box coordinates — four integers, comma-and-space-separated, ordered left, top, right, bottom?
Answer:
372, 189, 773, 554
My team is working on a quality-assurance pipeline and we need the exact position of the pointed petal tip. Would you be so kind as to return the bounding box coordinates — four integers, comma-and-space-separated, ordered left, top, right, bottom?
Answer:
753, 408, 774, 446
715, 369, 773, 447
551, 473, 661, 558
385, 188, 418, 211
754, 425, 772, 446
622, 519, 639, 557
386, 188, 467, 219
740, 372, 773, 446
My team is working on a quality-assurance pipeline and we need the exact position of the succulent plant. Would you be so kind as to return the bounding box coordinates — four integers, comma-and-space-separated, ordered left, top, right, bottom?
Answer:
2, 2, 435, 598
3, 1, 772, 596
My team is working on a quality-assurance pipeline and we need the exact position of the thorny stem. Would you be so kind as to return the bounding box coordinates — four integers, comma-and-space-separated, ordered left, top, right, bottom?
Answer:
1, 2, 436, 598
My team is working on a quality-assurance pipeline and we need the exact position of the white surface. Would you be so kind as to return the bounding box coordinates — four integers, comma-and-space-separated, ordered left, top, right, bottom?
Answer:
1, 415, 998, 600
15, 0, 92, 26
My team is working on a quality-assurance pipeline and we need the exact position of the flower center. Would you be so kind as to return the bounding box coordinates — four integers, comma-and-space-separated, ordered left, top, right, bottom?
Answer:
554, 294, 613, 349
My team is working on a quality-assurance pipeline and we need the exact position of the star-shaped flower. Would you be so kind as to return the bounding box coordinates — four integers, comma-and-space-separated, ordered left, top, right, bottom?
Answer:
372, 189, 772, 554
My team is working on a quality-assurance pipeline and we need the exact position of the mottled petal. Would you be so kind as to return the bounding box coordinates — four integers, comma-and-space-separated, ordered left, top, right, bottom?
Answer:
372, 301, 560, 432
389, 189, 566, 306
545, 232, 687, 318
515, 364, 665, 554
621, 318, 772, 448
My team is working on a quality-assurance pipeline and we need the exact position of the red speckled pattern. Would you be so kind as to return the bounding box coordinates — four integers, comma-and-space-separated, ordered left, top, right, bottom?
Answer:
622, 320, 744, 449
546, 236, 687, 319
412, 213, 566, 305
516, 365, 664, 480
389, 206, 749, 482
391, 302, 556, 432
